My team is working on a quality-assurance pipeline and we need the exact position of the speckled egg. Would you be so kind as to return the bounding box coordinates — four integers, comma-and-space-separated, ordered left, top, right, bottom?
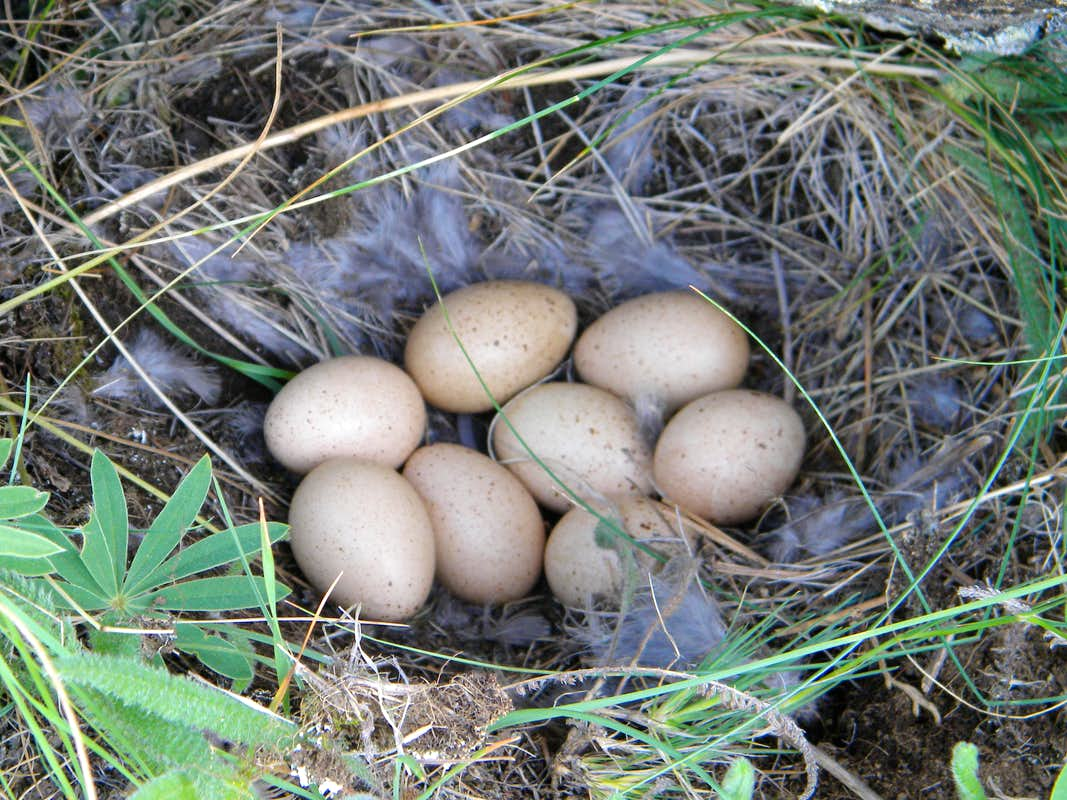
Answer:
404, 280, 578, 413
403, 443, 544, 603
492, 382, 653, 513
287, 458, 436, 622
653, 389, 806, 525
574, 291, 749, 412
264, 356, 426, 474
544, 496, 697, 607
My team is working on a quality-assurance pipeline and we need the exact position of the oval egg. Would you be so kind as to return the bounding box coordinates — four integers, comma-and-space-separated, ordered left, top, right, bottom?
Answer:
653, 389, 806, 525
404, 280, 578, 413
264, 355, 426, 474
492, 382, 653, 513
574, 291, 749, 412
403, 443, 544, 604
544, 496, 698, 607
288, 458, 436, 622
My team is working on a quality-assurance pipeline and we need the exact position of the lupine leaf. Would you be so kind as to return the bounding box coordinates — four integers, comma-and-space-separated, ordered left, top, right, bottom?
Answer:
124, 455, 212, 596
133, 575, 290, 613
138, 522, 287, 589
0, 524, 65, 558
80, 451, 129, 596
174, 623, 254, 689
0, 485, 50, 519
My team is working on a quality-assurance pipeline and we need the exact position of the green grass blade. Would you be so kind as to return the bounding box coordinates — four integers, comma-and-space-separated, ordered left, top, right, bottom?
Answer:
124, 455, 213, 596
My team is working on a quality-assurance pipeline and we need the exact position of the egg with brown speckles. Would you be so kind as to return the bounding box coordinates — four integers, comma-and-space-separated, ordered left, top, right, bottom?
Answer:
544, 496, 699, 607
287, 458, 436, 622
492, 382, 653, 512
264, 356, 426, 474
404, 280, 578, 413
574, 291, 749, 412
653, 389, 805, 525
403, 443, 544, 604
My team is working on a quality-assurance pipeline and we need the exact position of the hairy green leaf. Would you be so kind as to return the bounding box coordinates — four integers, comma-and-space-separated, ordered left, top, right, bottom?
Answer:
0, 485, 49, 519
719, 757, 756, 800
74, 685, 210, 774
951, 742, 988, 800
124, 456, 212, 596
134, 575, 290, 612
55, 653, 296, 750
0, 439, 12, 472
127, 770, 200, 800
128, 769, 250, 800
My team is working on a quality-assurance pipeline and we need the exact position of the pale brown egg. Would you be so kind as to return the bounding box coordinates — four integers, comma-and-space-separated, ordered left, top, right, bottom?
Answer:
287, 458, 436, 622
264, 356, 426, 474
404, 280, 577, 413
544, 496, 697, 607
403, 443, 544, 604
653, 389, 805, 525
574, 291, 749, 412
492, 382, 653, 513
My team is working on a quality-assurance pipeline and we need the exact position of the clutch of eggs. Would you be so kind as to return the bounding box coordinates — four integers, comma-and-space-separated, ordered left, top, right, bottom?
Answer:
265, 283, 806, 619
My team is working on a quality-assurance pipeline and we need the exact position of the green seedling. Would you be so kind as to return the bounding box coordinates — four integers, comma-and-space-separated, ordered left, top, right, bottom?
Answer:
951, 742, 988, 800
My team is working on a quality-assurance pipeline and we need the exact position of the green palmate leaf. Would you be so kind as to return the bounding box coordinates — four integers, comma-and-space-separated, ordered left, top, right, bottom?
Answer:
174, 623, 254, 690
134, 575, 290, 612
0, 485, 49, 519
79, 509, 122, 599
51, 579, 113, 612
55, 653, 296, 750
13, 514, 107, 594
133, 522, 287, 592
719, 757, 756, 800
0, 551, 56, 577
0, 524, 65, 558
80, 451, 129, 596
124, 455, 212, 595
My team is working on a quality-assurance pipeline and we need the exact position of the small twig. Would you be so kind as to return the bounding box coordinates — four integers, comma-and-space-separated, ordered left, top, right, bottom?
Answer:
811, 745, 886, 800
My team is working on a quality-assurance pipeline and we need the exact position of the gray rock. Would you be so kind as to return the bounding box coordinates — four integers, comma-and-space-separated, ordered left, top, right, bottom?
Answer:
781, 1, 1066, 54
